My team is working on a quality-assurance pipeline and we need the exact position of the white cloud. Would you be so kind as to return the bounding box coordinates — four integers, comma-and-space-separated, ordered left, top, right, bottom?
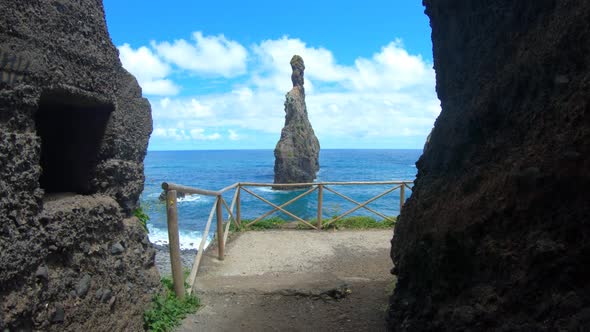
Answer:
228, 129, 239, 141
253, 37, 353, 86
151, 90, 285, 134
351, 40, 434, 91
152, 32, 248, 77
135, 34, 439, 148
152, 128, 190, 140
118, 44, 180, 96
140, 80, 180, 96
190, 128, 221, 140
153, 127, 220, 141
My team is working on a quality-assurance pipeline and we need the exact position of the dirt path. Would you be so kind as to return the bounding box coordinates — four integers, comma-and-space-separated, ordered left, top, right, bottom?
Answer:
177, 229, 395, 332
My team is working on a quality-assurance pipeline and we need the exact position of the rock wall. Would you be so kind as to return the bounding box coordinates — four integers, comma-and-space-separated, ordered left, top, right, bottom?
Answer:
274, 55, 320, 188
0, 1, 160, 330
389, 1, 590, 331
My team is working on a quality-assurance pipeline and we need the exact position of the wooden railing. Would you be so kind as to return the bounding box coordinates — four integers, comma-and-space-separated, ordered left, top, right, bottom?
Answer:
161, 180, 413, 297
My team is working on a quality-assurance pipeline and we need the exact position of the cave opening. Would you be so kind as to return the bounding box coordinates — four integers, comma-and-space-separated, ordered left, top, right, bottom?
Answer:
35, 91, 113, 195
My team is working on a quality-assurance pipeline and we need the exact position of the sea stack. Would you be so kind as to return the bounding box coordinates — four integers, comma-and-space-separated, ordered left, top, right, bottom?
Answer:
273, 55, 320, 189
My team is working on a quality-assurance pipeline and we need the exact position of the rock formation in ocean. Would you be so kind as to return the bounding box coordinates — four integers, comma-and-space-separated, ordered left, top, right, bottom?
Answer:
0, 1, 160, 330
388, 1, 590, 331
273, 55, 320, 188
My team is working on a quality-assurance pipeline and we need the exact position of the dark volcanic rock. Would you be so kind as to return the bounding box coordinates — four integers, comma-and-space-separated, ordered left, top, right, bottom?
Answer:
273, 55, 320, 189
388, 1, 590, 331
0, 1, 160, 331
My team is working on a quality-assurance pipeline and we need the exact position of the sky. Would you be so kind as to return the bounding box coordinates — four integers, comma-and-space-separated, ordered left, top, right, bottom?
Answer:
103, 0, 439, 151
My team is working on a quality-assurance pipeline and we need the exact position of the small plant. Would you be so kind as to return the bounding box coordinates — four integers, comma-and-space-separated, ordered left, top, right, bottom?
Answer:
228, 215, 396, 231
133, 206, 150, 233
329, 215, 396, 229
297, 215, 396, 230
228, 216, 287, 232
144, 274, 200, 332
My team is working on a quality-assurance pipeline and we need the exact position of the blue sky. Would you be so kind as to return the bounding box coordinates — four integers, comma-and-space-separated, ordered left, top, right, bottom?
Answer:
103, 0, 439, 150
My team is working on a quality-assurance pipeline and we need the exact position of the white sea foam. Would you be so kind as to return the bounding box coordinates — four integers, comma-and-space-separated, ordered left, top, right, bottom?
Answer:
255, 186, 279, 193
148, 224, 212, 250
255, 186, 300, 194
177, 194, 208, 203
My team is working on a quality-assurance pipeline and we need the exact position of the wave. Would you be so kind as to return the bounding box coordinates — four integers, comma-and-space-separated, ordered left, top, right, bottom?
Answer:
178, 194, 212, 203
146, 192, 161, 199
148, 224, 212, 250
254, 186, 306, 194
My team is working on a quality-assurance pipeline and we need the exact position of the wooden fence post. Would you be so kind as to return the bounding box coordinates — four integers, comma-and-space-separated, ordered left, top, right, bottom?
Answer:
317, 184, 323, 230
166, 189, 185, 299
399, 184, 406, 213
216, 196, 225, 260
236, 186, 241, 226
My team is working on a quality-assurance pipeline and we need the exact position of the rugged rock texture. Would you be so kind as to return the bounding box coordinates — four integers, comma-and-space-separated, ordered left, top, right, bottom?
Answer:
388, 1, 590, 331
274, 55, 320, 188
0, 1, 160, 330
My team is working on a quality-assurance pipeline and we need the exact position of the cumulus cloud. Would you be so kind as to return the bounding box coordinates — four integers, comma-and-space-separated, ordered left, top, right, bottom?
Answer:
118, 44, 180, 96
126, 33, 440, 148
152, 128, 189, 140
152, 127, 220, 141
152, 32, 248, 77
228, 129, 239, 141
251, 37, 353, 93
190, 128, 221, 140
351, 39, 434, 91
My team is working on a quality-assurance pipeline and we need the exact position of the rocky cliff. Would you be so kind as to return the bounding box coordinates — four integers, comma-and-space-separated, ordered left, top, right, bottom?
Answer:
388, 1, 590, 331
274, 55, 320, 188
0, 1, 160, 330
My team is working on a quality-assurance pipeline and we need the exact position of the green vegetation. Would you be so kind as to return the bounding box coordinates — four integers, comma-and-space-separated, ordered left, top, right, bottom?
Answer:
381, 277, 398, 312
227, 215, 395, 232
228, 216, 287, 232
144, 273, 200, 332
386, 276, 398, 296
133, 206, 150, 233
299, 215, 396, 230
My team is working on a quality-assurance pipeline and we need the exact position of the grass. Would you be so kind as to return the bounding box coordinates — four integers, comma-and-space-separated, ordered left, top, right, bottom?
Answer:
144, 272, 200, 332
227, 215, 395, 232
228, 216, 287, 232
133, 206, 150, 233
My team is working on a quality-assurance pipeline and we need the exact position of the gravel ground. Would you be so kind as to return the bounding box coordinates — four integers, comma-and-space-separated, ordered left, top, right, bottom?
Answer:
176, 229, 396, 331
154, 244, 197, 277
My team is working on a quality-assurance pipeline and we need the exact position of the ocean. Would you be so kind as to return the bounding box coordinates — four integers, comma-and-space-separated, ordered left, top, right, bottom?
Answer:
141, 149, 422, 249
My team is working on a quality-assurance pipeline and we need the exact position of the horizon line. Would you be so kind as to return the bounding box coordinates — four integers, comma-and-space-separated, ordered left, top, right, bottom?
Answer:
147, 148, 424, 152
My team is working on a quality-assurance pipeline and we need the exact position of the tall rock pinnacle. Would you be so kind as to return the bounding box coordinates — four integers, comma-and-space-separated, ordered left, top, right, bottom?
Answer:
273, 55, 320, 189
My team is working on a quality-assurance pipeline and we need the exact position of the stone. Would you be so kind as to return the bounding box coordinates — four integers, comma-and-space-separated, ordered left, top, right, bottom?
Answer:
100, 289, 112, 303
95, 288, 104, 301
51, 304, 64, 323
114, 259, 124, 270
76, 274, 91, 298
273, 55, 320, 189
35, 265, 48, 281
109, 296, 116, 310
110, 243, 124, 255
388, 1, 590, 331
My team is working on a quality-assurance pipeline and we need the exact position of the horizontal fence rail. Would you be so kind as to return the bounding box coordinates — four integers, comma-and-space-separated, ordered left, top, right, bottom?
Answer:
161, 180, 413, 296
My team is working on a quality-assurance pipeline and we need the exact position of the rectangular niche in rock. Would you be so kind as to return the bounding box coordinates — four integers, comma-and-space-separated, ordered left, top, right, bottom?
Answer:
35, 90, 113, 195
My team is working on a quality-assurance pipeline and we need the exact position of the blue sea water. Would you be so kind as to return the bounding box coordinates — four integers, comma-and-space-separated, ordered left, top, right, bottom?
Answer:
140, 149, 422, 249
